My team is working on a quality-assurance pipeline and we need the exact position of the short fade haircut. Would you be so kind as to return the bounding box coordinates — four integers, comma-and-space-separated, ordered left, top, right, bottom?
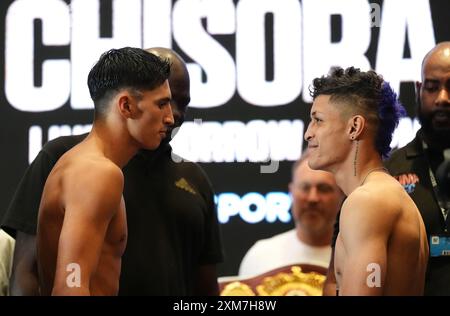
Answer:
87, 47, 171, 120
310, 67, 406, 159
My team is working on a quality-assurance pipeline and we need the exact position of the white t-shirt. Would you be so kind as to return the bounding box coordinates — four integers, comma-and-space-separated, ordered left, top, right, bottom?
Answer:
238, 229, 331, 278
0, 229, 15, 296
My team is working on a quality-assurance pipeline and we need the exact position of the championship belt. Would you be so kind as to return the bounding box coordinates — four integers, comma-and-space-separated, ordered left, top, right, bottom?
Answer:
219, 264, 327, 296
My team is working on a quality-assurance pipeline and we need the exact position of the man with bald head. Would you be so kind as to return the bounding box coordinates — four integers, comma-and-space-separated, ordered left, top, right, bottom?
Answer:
147, 47, 191, 134
2, 47, 223, 295
384, 42, 450, 295
239, 150, 344, 278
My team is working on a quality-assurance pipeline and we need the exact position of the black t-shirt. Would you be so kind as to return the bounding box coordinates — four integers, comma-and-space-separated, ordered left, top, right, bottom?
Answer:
1, 134, 224, 295
330, 130, 450, 295
384, 130, 450, 296
2, 134, 84, 236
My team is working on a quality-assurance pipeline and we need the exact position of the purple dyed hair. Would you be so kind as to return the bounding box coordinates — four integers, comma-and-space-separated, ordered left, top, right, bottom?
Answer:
311, 67, 407, 159
376, 82, 407, 159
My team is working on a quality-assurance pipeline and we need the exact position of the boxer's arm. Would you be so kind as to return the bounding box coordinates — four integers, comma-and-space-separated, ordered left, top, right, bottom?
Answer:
51, 165, 123, 295
338, 192, 392, 296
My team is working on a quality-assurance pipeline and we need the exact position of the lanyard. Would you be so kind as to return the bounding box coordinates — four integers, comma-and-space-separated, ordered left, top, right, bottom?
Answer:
422, 141, 449, 223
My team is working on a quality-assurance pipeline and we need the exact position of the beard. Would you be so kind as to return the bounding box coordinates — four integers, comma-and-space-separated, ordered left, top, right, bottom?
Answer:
418, 106, 450, 150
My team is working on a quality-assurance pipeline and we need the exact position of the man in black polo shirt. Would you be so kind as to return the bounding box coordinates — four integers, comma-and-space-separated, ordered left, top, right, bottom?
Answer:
1, 47, 224, 296
324, 42, 450, 296
385, 42, 450, 295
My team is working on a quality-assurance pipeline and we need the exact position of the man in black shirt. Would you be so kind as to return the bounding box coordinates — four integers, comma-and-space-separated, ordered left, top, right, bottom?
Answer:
1, 47, 223, 296
323, 42, 450, 296
385, 42, 450, 295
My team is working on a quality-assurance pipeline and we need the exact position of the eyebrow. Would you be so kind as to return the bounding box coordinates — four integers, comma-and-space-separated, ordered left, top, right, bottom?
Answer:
295, 181, 333, 188
157, 97, 171, 103
424, 78, 439, 81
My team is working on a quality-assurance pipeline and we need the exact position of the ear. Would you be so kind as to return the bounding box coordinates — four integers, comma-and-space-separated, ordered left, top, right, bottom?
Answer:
288, 182, 293, 194
346, 115, 365, 141
117, 93, 134, 119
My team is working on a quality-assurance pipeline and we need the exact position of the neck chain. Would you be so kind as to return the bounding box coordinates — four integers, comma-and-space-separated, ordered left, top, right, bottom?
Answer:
360, 167, 389, 186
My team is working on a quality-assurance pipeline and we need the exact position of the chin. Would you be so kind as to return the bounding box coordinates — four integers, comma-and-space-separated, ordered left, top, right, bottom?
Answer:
142, 141, 161, 151
307, 158, 323, 171
310, 157, 333, 173
432, 124, 450, 134
425, 125, 450, 147
301, 222, 324, 235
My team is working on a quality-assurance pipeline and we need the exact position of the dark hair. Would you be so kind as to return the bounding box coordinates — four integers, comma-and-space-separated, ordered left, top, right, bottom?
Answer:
310, 67, 406, 159
87, 47, 171, 119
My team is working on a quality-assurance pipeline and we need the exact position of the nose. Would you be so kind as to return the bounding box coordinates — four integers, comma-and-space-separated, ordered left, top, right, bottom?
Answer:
304, 121, 313, 142
306, 186, 320, 202
164, 103, 175, 126
435, 87, 449, 107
